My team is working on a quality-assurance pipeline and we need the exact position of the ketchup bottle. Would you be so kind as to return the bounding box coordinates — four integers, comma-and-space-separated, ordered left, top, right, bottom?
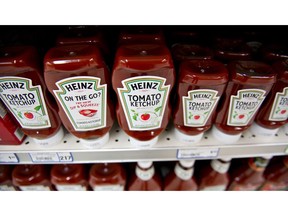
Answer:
173, 60, 228, 143
89, 163, 126, 191
44, 44, 114, 148
261, 43, 288, 64
250, 60, 288, 136
127, 161, 162, 191
0, 46, 64, 146
212, 61, 277, 144
260, 156, 288, 191
12, 164, 53, 191
228, 156, 272, 191
164, 160, 198, 191
112, 44, 175, 147
51, 164, 88, 191
0, 165, 17, 191
197, 158, 231, 191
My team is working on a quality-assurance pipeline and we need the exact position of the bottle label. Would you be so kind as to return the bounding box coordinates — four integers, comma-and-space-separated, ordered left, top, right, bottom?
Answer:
268, 87, 288, 121
210, 159, 230, 174
0, 77, 51, 129
118, 76, 170, 131
201, 185, 227, 191
136, 166, 155, 181
174, 163, 193, 180
19, 185, 51, 191
53, 77, 107, 131
93, 185, 124, 191
227, 89, 266, 126
0, 185, 16, 191
56, 184, 87, 191
182, 89, 220, 127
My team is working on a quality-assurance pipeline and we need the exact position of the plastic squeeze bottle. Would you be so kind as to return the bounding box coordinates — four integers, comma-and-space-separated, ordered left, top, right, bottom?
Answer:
44, 44, 114, 148
164, 160, 198, 191
173, 59, 228, 143
112, 44, 175, 147
212, 61, 277, 144
0, 46, 64, 146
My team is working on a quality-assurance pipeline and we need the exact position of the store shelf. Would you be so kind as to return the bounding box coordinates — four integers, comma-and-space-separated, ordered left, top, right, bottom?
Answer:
0, 124, 288, 164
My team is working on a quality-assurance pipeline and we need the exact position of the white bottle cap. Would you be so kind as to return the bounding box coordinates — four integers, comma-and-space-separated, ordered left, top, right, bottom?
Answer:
211, 125, 242, 144
80, 133, 109, 148
137, 161, 153, 169
219, 157, 232, 162
179, 159, 195, 168
249, 122, 280, 137
32, 126, 64, 147
130, 136, 158, 148
173, 128, 203, 144
260, 155, 273, 160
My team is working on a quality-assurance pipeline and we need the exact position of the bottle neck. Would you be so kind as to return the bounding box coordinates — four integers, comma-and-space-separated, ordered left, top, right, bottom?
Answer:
136, 165, 155, 181
210, 159, 231, 174
174, 162, 194, 181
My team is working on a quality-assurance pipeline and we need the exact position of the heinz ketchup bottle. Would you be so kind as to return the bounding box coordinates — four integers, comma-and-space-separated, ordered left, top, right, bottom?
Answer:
173, 60, 228, 144
164, 160, 198, 191
250, 60, 288, 136
0, 46, 64, 146
127, 161, 162, 191
212, 61, 277, 144
112, 44, 175, 147
0, 165, 17, 191
44, 44, 114, 148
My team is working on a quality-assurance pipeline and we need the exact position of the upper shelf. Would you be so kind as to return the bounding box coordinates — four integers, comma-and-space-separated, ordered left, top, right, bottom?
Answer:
0, 124, 288, 164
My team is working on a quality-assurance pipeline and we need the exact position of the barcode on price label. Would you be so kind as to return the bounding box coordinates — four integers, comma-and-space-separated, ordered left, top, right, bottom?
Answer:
29, 152, 73, 163
0, 153, 19, 163
177, 148, 219, 159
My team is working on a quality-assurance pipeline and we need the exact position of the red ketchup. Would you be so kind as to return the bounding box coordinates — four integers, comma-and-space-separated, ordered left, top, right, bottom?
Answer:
228, 156, 272, 191
51, 164, 88, 191
198, 158, 231, 191
260, 156, 288, 191
0, 46, 64, 147
89, 163, 126, 191
0, 165, 17, 191
12, 165, 53, 191
112, 44, 175, 147
164, 160, 198, 191
127, 161, 162, 191
212, 61, 277, 144
250, 60, 288, 136
44, 44, 114, 148
173, 60, 228, 143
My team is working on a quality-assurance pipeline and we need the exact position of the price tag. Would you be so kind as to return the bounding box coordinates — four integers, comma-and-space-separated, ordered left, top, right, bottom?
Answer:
29, 152, 73, 163
0, 153, 19, 163
177, 148, 219, 159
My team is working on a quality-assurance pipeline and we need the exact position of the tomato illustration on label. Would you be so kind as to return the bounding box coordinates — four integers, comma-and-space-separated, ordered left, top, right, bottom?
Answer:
79, 109, 97, 117
194, 115, 200, 120
238, 114, 245, 119
141, 113, 150, 121
24, 112, 34, 119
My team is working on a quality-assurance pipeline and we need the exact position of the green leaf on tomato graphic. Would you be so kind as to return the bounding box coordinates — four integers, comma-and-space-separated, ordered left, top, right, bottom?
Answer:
34, 105, 42, 112
154, 106, 162, 112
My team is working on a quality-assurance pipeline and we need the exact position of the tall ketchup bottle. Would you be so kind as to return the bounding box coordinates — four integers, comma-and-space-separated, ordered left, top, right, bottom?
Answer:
112, 44, 175, 147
